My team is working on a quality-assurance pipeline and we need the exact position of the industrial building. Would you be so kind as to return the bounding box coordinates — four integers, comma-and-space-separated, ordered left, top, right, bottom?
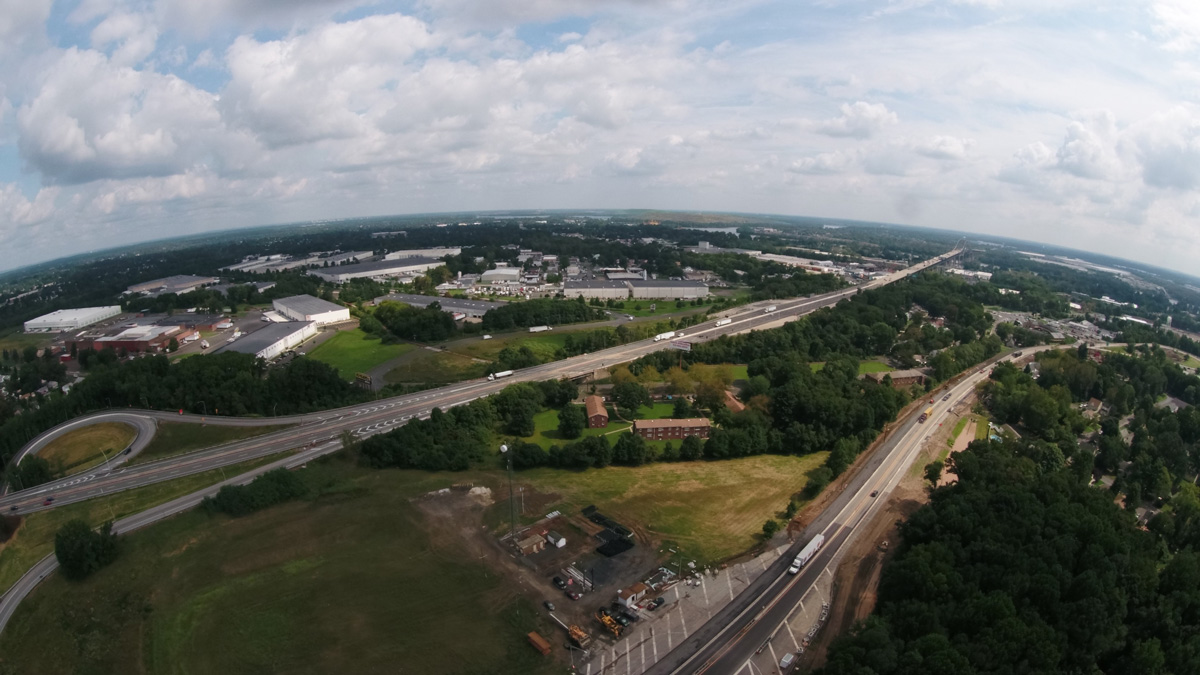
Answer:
562, 279, 708, 300
307, 257, 443, 283
124, 275, 217, 296
272, 295, 350, 325
373, 293, 505, 318
562, 280, 633, 300
68, 324, 194, 353
864, 369, 927, 389
629, 280, 708, 300
480, 267, 522, 284
383, 247, 461, 260
24, 306, 122, 333
585, 396, 609, 428
212, 322, 317, 360
633, 418, 711, 441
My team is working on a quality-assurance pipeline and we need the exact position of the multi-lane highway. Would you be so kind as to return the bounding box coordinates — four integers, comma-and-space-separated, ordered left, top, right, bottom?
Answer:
0, 246, 961, 635
642, 344, 1055, 675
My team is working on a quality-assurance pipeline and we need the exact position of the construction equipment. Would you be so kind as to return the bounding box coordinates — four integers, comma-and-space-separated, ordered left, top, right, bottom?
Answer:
597, 612, 623, 637
568, 625, 593, 649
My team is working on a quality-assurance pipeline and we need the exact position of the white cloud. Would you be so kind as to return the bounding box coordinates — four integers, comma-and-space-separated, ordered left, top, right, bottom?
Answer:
788, 150, 859, 175
0, 0, 51, 48
1151, 0, 1200, 53
1129, 105, 1200, 190
813, 102, 899, 139
913, 135, 974, 160
1053, 111, 1123, 180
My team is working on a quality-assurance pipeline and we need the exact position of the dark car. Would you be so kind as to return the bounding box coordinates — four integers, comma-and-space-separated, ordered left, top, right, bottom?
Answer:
566, 590, 582, 600
42, 498, 54, 506
7, 505, 17, 512
613, 614, 630, 627
870, 490, 878, 498
651, 596, 666, 608
552, 576, 567, 589
544, 601, 556, 611
942, 394, 951, 401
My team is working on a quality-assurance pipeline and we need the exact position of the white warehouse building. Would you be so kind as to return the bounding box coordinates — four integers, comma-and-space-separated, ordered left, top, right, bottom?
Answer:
629, 280, 708, 300
24, 306, 122, 333
213, 321, 317, 360
383, 247, 461, 260
308, 257, 443, 283
272, 295, 350, 325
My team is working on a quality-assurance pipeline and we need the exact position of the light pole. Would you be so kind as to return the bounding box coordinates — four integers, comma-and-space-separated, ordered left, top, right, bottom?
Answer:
500, 444, 515, 543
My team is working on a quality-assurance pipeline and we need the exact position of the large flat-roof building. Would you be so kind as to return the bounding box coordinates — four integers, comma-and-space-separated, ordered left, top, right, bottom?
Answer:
272, 295, 350, 325
68, 324, 194, 353
24, 306, 122, 333
373, 293, 505, 318
629, 280, 708, 300
308, 257, 443, 283
562, 279, 708, 300
562, 280, 632, 300
383, 247, 461, 260
633, 418, 711, 441
125, 275, 217, 297
212, 322, 317, 360
480, 267, 522, 284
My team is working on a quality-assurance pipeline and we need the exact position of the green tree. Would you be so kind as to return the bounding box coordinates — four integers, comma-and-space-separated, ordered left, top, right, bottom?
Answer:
54, 519, 120, 580
6, 456, 52, 491
557, 404, 586, 440
679, 435, 704, 461
166, 337, 179, 353
924, 459, 944, 486
611, 381, 651, 416
762, 519, 780, 539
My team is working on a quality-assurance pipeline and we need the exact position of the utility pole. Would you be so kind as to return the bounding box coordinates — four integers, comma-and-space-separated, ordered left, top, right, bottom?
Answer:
500, 444, 515, 543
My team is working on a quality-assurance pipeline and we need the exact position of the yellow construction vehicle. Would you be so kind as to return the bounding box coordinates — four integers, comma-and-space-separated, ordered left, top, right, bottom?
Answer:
597, 613, 623, 637
568, 625, 592, 649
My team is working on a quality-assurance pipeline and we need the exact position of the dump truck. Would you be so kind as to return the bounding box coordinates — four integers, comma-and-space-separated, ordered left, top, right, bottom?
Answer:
918, 406, 934, 423
527, 631, 552, 656
488, 370, 513, 381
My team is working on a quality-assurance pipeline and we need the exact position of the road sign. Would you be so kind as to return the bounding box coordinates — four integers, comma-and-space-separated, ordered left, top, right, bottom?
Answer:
669, 340, 691, 352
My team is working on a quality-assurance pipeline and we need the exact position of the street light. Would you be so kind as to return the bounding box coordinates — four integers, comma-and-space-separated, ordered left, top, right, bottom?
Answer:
500, 444, 515, 543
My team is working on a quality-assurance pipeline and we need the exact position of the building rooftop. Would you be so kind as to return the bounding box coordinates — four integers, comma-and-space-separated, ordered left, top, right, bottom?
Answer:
564, 280, 631, 290
212, 322, 314, 356
633, 418, 710, 429
630, 279, 708, 289
274, 294, 346, 316
375, 293, 506, 313
311, 257, 442, 278
585, 395, 608, 419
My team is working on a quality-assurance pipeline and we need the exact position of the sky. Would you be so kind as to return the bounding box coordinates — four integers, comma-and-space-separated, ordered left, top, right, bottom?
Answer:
0, 0, 1198, 274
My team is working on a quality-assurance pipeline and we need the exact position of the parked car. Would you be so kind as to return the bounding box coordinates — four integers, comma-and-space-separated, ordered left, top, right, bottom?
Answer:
651, 596, 665, 608
552, 576, 567, 589
544, 601, 556, 611
566, 590, 582, 600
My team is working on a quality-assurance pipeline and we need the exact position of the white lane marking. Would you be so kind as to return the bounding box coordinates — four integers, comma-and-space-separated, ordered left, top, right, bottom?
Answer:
665, 610, 673, 650
651, 626, 658, 663
677, 602, 688, 639
784, 619, 800, 650
727, 568, 735, 600
767, 642, 779, 670
701, 574, 711, 607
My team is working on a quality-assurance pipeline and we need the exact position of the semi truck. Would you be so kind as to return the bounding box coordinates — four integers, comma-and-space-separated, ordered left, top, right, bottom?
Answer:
654, 331, 677, 342
764, 305, 778, 313
715, 318, 732, 327
788, 534, 826, 574
488, 370, 514, 381
529, 325, 552, 333
918, 406, 934, 423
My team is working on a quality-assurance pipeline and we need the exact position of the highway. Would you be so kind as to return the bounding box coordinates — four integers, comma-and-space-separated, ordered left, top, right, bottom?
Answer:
641, 344, 1057, 675
0, 246, 961, 635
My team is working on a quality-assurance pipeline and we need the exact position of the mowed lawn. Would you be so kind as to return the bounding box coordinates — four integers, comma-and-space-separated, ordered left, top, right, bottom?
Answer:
521, 401, 681, 448
0, 452, 292, 596
306, 329, 415, 380
0, 467, 561, 675
454, 331, 574, 362
522, 453, 829, 563
39, 422, 137, 475
133, 422, 294, 465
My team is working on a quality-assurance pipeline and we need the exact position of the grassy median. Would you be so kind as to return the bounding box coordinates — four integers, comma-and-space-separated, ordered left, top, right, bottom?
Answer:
38, 422, 138, 476
132, 422, 293, 465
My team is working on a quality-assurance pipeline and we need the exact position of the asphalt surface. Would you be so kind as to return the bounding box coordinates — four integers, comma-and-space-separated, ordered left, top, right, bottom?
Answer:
642, 344, 1061, 675
0, 247, 961, 636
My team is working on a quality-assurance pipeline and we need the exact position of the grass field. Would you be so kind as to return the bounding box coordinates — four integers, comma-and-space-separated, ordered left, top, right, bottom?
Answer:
522, 453, 830, 562
0, 330, 50, 355
383, 349, 488, 385
604, 300, 714, 317
453, 331, 575, 362
975, 418, 993, 440
39, 422, 138, 476
0, 452, 293, 597
305, 329, 416, 379
0, 465, 560, 675
809, 359, 892, 375
946, 416, 970, 448
133, 422, 293, 465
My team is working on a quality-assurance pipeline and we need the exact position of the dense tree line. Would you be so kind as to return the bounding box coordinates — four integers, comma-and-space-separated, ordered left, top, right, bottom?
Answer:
749, 273, 844, 301
481, 297, 606, 330
369, 301, 459, 342
821, 436, 1194, 675
54, 519, 120, 581
0, 352, 368, 483
202, 468, 309, 517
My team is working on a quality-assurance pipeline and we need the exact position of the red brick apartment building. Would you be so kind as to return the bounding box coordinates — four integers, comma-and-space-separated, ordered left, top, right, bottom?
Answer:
585, 395, 609, 428
633, 418, 711, 441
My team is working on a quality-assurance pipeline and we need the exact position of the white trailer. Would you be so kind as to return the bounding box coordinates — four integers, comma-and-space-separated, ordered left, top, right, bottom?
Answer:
488, 370, 514, 381
788, 534, 826, 574
764, 305, 778, 313
529, 325, 552, 333
654, 331, 677, 342
715, 318, 732, 327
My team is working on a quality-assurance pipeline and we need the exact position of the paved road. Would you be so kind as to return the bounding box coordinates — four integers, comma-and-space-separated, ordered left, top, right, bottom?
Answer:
0, 247, 961, 636
640, 344, 1060, 675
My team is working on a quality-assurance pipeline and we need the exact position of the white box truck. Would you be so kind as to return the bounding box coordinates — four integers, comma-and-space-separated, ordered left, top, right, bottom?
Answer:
488, 370, 514, 381
788, 534, 826, 574
529, 325, 552, 333
654, 331, 676, 342
715, 318, 732, 327
764, 305, 778, 313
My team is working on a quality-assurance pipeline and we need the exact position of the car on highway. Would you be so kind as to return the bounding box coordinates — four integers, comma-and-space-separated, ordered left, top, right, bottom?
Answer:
942, 394, 951, 401
8, 505, 17, 511
42, 497, 54, 506
552, 576, 567, 589
870, 490, 878, 497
